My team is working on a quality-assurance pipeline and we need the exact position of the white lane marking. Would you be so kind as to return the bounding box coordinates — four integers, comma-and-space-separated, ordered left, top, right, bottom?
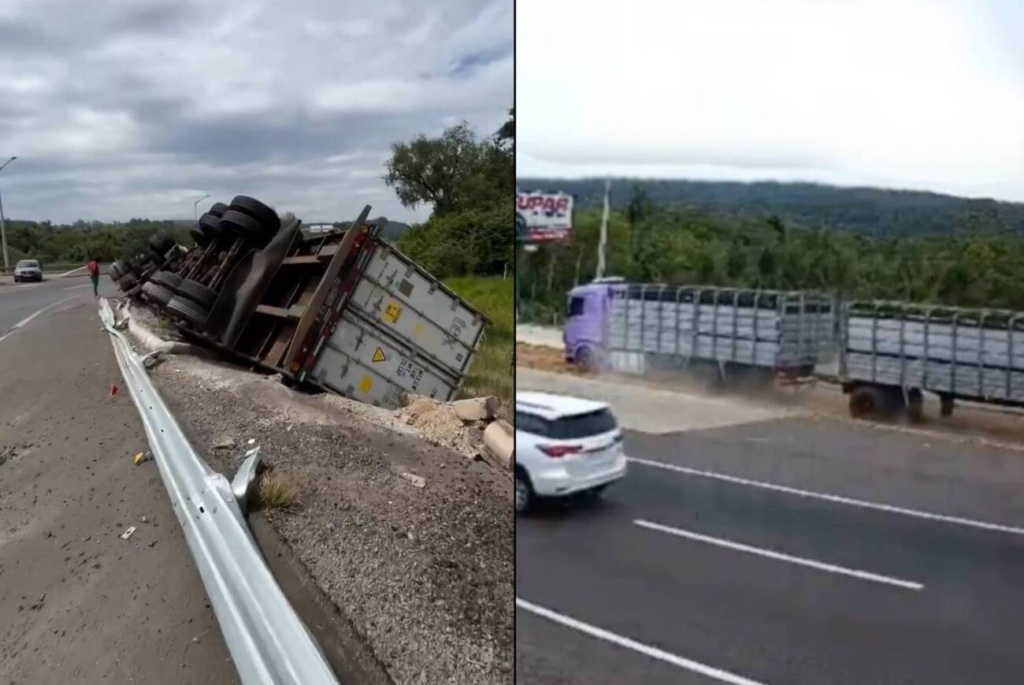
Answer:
58, 265, 88, 277
627, 456, 1024, 537
65, 284, 91, 290
635, 519, 924, 592
0, 294, 82, 344
516, 597, 769, 685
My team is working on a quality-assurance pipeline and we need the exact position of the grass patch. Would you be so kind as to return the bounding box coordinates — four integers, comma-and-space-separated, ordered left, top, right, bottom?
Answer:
257, 470, 301, 510
446, 276, 514, 408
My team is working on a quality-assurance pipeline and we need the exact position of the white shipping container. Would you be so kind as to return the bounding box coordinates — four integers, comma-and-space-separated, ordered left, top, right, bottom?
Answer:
347, 242, 487, 379
308, 309, 461, 408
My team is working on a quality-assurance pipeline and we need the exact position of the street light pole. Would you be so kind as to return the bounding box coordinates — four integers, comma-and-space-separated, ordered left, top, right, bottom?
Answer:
0, 156, 17, 273
193, 193, 210, 222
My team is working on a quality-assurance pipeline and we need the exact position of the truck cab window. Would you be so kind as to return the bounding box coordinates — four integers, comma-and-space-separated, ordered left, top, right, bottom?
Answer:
566, 296, 585, 318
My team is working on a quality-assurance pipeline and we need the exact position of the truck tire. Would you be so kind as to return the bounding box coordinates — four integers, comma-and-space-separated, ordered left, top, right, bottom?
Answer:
208, 202, 229, 218
109, 260, 125, 281
849, 384, 901, 420
118, 274, 138, 292
149, 232, 175, 254
176, 278, 217, 308
198, 213, 224, 239
190, 226, 210, 247
514, 467, 535, 515
166, 295, 209, 328
151, 270, 182, 292
574, 345, 597, 373
906, 389, 924, 423
220, 209, 266, 236
141, 281, 175, 307
229, 195, 281, 233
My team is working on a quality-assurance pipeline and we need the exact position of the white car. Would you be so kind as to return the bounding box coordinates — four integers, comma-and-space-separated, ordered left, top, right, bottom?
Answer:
514, 390, 627, 514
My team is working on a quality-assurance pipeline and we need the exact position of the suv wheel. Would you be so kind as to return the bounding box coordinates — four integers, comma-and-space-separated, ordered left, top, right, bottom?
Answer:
515, 470, 534, 514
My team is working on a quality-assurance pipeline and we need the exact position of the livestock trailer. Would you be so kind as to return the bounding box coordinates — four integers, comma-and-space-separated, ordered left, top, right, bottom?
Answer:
565, 280, 836, 387
840, 300, 1024, 420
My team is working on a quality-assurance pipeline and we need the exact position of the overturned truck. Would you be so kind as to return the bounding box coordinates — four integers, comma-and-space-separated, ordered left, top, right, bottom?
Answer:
110, 196, 489, 409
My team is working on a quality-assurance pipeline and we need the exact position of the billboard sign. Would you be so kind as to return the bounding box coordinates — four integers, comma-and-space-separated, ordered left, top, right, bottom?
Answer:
515, 191, 574, 243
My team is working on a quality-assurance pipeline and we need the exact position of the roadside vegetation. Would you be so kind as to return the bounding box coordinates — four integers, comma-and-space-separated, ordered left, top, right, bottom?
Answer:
387, 109, 515, 405
518, 184, 1024, 323
447, 276, 513, 406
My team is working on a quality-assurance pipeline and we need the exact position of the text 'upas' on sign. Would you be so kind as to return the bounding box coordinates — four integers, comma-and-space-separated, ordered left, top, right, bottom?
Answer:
515, 191, 574, 243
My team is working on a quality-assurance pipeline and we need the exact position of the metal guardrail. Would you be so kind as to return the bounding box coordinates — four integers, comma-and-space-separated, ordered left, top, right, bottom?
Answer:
98, 299, 341, 685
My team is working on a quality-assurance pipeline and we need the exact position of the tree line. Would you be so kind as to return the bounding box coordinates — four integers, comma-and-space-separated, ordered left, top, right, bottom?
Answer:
1, 108, 516, 275
518, 187, 1024, 322
388, 109, 514, 278
516, 178, 1024, 238
1, 219, 192, 266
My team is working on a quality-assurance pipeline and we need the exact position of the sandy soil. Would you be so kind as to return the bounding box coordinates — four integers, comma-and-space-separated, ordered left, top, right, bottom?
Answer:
150, 355, 514, 685
516, 342, 1024, 449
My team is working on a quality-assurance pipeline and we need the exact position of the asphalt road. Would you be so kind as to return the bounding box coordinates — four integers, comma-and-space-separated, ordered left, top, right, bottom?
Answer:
0, 275, 96, 335
0, 281, 236, 683
516, 377, 1024, 684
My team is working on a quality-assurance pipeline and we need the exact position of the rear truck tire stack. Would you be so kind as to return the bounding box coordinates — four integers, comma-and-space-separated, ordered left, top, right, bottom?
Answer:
137, 195, 283, 336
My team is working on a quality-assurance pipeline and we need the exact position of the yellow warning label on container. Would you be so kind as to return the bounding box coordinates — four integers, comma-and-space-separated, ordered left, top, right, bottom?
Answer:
372, 347, 386, 363
384, 301, 402, 324
359, 375, 373, 394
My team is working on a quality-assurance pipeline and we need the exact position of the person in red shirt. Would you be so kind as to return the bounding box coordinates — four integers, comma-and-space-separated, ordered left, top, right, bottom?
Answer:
88, 258, 100, 297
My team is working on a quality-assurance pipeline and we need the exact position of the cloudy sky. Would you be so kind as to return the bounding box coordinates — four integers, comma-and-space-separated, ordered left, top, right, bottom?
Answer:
0, 0, 512, 223
517, 0, 1024, 203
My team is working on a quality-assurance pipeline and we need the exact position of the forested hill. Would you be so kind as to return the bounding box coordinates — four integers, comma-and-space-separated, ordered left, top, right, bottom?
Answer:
516, 178, 1024, 237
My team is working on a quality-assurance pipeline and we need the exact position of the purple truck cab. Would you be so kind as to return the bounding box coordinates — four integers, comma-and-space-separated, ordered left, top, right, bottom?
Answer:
563, 278, 625, 370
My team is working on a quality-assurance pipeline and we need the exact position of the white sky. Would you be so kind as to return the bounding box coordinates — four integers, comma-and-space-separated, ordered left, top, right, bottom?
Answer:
516, 0, 1024, 202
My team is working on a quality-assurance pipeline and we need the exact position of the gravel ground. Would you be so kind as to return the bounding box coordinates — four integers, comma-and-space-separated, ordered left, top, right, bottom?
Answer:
150, 356, 514, 684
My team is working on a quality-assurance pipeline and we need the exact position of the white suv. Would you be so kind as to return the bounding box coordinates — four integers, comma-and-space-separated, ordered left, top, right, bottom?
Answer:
514, 391, 627, 514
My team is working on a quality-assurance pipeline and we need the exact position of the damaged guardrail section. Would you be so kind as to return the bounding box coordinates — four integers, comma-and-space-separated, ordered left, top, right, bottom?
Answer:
99, 299, 341, 685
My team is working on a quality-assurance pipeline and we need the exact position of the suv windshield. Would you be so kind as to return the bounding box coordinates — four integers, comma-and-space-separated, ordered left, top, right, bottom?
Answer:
16, 260, 39, 268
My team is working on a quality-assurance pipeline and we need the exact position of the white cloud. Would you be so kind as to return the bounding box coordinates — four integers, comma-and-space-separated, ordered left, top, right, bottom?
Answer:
516, 0, 1024, 201
0, 0, 512, 222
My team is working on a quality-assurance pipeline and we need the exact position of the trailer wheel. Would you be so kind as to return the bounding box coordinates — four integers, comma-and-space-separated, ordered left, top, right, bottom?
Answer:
906, 389, 924, 423
149, 231, 175, 255
229, 195, 281, 233
151, 270, 183, 292
141, 281, 175, 307
849, 385, 889, 419
574, 345, 598, 373
190, 226, 210, 248
198, 213, 224, 240
176, 278, 217, 309
220, 210, 272, 246
939, 394, 954, 418
166, 295, 210, 328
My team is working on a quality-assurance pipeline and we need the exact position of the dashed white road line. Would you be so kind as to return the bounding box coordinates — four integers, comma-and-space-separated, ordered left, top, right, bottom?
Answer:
634, 519, 924, 591
0, 294, 82, 344
516, 597, 770, 685
627, 456, 1024, 537
65, 284, 91, 290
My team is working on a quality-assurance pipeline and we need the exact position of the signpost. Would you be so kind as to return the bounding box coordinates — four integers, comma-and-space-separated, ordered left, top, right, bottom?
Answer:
515, 190, 575, 320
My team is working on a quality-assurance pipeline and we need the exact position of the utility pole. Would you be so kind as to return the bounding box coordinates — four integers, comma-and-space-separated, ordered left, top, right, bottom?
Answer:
193, 193, 210, 222
0, 156, 18, 273
595, 179, 611, 280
